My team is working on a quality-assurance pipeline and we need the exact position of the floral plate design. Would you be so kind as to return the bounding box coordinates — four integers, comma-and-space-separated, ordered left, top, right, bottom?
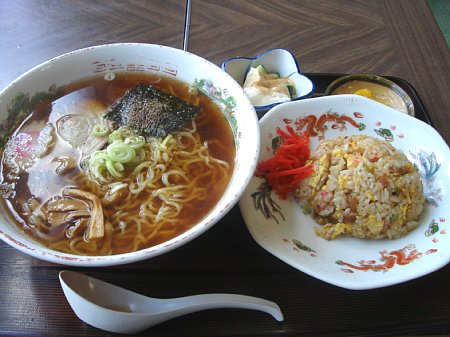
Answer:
239, 94, 450, 290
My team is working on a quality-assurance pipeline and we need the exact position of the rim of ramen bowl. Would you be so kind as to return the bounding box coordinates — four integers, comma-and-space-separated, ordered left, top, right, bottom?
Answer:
0, 43, 260, 266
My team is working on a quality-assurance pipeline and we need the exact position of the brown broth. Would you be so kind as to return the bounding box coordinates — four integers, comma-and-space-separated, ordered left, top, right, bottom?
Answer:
1, 72, 235, 255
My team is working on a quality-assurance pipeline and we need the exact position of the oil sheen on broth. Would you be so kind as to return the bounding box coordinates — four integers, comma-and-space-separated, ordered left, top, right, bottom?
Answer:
0, 73, 235, 255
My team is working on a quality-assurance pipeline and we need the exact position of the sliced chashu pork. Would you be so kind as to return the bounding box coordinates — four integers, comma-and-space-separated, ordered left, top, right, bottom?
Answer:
56, 113, 112, 159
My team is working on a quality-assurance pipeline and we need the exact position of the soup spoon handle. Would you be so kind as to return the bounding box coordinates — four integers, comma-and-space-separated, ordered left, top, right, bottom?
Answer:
155, 293, 284, 322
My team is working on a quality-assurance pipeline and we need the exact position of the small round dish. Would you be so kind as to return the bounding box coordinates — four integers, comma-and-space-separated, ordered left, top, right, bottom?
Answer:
325, 74, 415, 116
239, 94, 450, 290
222, 48, 314, 114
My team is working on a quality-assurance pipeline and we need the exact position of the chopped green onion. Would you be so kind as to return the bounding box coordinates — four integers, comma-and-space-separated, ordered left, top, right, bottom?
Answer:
124, 136, 146, 149
108, 127, 136, 143
106, 141, 136, 163
88, 126, 149, 182
106, 159, 124, 179
131, 148, 147, 164
92, 124, 110, 137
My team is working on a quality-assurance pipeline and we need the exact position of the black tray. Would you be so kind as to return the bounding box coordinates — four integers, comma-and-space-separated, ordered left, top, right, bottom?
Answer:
304, 73, 433, 126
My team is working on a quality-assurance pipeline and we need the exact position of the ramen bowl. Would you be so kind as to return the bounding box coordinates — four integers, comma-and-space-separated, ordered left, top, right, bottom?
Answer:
0, 43, 259, 266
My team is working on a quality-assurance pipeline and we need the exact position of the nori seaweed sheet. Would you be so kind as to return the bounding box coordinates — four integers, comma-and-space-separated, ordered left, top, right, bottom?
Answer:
104, 83, 201, 137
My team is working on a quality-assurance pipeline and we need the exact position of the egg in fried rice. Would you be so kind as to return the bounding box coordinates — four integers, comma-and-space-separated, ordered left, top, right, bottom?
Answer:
295, 135, 425, 240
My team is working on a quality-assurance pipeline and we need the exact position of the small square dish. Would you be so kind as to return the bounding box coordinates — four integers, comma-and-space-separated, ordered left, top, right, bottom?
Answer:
239, 94, 450, 290
222, 48, 314, 113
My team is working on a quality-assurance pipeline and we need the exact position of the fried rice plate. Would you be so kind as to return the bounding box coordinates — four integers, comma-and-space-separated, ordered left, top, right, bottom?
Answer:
295, 135, 425, 240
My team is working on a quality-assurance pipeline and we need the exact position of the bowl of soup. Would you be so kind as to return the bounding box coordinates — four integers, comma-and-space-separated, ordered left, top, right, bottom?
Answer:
0, 43, 259, 266
325, 74, 415, 115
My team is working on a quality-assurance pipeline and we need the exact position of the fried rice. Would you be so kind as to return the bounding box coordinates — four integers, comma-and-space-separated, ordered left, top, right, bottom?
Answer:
295, 135, 425, 240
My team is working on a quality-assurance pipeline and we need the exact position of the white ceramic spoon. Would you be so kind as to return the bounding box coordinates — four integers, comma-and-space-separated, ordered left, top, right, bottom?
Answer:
59, 270, 283, 334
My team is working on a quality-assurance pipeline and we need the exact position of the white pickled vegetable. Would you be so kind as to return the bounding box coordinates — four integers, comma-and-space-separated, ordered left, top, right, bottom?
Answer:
243, 66, 295, 106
